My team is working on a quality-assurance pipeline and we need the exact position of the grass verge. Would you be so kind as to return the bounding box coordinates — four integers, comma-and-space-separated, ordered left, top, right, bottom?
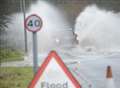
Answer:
0, 67, 33, 88
0, 48, 24, 62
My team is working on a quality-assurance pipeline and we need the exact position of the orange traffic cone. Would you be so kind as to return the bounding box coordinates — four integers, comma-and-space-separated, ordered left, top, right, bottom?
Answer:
106, 66, 116, 88
106, 66, 113, 79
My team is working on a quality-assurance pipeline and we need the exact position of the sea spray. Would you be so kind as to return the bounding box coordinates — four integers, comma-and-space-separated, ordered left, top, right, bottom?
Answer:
5, 0, 75, 53
75, 5, 120, 53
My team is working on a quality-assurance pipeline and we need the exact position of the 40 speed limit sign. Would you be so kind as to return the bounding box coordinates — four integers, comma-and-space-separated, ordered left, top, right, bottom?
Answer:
25, 14, 43, 32
25, 14, 43, 73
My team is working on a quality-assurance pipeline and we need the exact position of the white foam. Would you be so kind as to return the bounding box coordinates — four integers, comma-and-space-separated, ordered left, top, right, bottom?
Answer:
6, 0, 74, 53
75, 5, 120, 53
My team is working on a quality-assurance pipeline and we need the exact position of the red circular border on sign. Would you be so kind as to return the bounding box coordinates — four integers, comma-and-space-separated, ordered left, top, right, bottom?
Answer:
24, 14, 43, 32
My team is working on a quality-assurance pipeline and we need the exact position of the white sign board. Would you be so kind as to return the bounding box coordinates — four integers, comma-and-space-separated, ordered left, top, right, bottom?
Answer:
28, 51, 81, 88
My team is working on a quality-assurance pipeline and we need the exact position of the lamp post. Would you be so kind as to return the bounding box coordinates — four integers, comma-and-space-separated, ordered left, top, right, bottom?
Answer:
20, 0, 28, 54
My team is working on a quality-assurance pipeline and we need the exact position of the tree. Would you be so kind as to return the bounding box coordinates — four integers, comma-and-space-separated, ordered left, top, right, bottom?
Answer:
0, 15, 10, 31
0, 0, 37, 31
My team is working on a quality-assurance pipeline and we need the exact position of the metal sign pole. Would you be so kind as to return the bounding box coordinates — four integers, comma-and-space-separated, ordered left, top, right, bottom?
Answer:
32, 32, 38, 74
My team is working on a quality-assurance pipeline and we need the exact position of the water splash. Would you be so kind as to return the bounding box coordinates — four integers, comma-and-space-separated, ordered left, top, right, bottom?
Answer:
6, 1, 75, 53
75, 5, 120, 53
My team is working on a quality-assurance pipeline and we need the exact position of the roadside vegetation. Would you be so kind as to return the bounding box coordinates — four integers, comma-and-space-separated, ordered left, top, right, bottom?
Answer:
0, 67, 33, 88
0, 48, 24, 62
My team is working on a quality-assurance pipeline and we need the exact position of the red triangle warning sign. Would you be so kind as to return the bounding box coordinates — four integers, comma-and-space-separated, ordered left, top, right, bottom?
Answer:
28, 51, 81, 88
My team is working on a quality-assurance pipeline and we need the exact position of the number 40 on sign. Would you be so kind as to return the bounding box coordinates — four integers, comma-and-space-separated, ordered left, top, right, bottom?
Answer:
25, 14, 43, 32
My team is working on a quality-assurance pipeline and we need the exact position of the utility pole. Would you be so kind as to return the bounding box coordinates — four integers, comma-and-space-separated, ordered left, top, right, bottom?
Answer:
21, 0, 28, 54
